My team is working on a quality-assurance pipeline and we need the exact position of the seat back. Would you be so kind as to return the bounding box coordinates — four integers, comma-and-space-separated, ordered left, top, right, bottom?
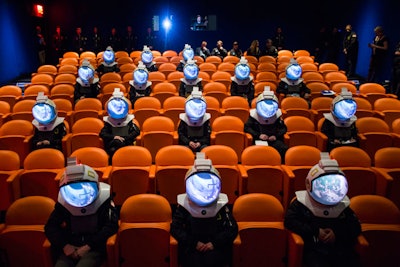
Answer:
373, 98, 400, 131
11, 99, 36, 121
0, 150, 21, 211
162, 95, 186, 129
132, 96, 162, 127
221, 96, 250, 123
72, 98, 103, 123
69, 117, 104, 154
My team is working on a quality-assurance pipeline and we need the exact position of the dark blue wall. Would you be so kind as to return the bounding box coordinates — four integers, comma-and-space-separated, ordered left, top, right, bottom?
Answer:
1, 0, 399, 85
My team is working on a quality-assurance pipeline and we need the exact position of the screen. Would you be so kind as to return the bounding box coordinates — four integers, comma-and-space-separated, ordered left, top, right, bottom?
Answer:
141, 51, 153, 64
133, 68, 149, 85
190, 14, 217, 31
185, 98, 206, 122
286, 64, 302, 80
103, 50, 115, 64
256, 99, 279, 119
107, 97, 129, 119
184, 63, 199, 80
78, 66, 94, 82
186, 171, 221, 206
332, 99, 357, 120
183, 47, 195, 61
235, 63, 250, 80
60, 181, 99, 208
309, 174, 348, 205
32, 102, 57, 124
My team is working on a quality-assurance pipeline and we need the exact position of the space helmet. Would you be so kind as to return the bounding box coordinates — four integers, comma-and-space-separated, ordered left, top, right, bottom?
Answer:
106, 88, 130, 120
182, 44, 195, 61
305, 152, 348, 206
285, 58, 302, 80
184, 87, 207, 124
183, 59, 199, 80
78, 59, 95, 83
32, 92, 57, 125
59, 157, 99, 208
331, 88, 357, 121
255, 86, 279, 120
234, 56, 251, 80
133, 61, 149, 85
103, 46, 115, 65
185, 152, 221, 207
141, 45, 153, 64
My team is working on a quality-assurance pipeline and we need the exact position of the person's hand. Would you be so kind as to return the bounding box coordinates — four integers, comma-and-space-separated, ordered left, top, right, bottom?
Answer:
333, 139, 341, 144
63, 244, 78, 258
319, 228, 336, 244
42, 140, 50, 145
189, 141, 198, 149
76, 244, 91, 258
268, 135, 276, 141
259, 134, 268, 140
304, 93, 310, 99
196, 241, 214, 252
114, 136, 125, 142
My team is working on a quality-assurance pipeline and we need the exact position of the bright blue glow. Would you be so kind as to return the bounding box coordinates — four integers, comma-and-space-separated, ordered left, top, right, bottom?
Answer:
183, 48, 194, 61
103, 50, 115, 64
107, 97, 129, 119
78, 66, 94, 83
186, 172, 220, 206
141, 51, 153, 64
184, 63, 199, 80
32, 103, 57, 124
333, 99, 357, 120
309, 174, 348, 205
185, 98, 206, 122
256, 99, 279, 119
133, 68, 149, 84
60, 182, 98, 208
235, 64, 250, 80
162, 17, 172, 32
286, 64, 302, 80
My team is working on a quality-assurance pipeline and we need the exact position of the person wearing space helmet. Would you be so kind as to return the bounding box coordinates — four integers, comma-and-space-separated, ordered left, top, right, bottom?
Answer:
45, 158, 118, 267
100, 88, 140, 164
177, 44, 195, 72
141, 45, 158, 72
244, 86, 288, 162
128, 61, 153, 106
320, 88, 359, 152
284, 152, 362, 267
74, 59, 100, 103
31, 92, 67, 152
277, 58, 311, 102
170, 152, 238, 267
96, 46, 120, 77
178, 87, 211, 153
179, 59, 203, 97
230, 56, 255, 107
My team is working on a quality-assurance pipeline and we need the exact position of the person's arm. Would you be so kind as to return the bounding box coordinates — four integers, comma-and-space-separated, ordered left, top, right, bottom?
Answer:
50, 122, 67, 148
197, 120, 211, 146
99, 123, 115, 145
45, 203, 70, 250
170, 205, 197, 249
177, 120, 190, 145
275, 118, 287, 140
244, 117, 260, 141
123, 121, 141, 145
331, 207, 362, 246
212, 205, 238, 249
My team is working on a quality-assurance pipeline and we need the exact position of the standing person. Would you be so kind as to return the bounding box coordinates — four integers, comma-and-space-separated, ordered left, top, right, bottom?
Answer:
195, 40, 211, 60
391, 41, 400, 96
211, 40, 228, 59
45, 159, 119, 267
260, 38, 278, 58
284, 152, 362, 267
343, 24, 359, 78
100, 88, 141, 164
72, 27, 87, 54
367, 25, 389, 83
89, 26, 103, 54
273, 26, 285, 51
51, 25, 67, 65
230, 57, 255, 107
228, 41, 243, 58
123, 25, 138, 54
144, 27, 157, 50
35, 25, 46, 66
170, 152, 238, 267
246, 39, 261, 59
327, 26, 342, 65
314, 26, 329, 64
107, 27, 121, 52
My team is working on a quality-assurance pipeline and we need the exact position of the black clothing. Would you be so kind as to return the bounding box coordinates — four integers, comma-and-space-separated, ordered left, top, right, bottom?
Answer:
320, 118, 359, 152
277, 80, 311, 99
177, 119, 211, 153
96, 63, 120, 77
195, 46, 211, 60
170, 204, 238, 267
129, 84, 152, 106
123, 33, 138, 53
230, 79, 255, 107
31, 122, 67, 152
72, 34, 87, 54
144, 62, 158, 72
284, 199, 362, 267
367, 35, 389, 83
261, 46, 278, 57
51, 32, 67, 65
179, 80, 203, 97
107, 33, 121, 52
89, 33, 103, 54
343, 31, 359, 77
228, 48, 243, 58
74, 81, 100, 102
211, 47, 228, 59
391, 42, 400, 96
273, 33, 285, 50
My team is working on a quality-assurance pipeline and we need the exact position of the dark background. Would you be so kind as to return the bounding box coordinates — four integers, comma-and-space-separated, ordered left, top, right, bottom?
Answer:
0, 0, 398, 85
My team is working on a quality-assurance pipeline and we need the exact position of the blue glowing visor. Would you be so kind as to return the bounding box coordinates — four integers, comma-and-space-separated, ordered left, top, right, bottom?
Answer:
183, 48, 194, 61
310, 173, 348, 205
186, 98, 206, 121
286, 64, 302, 80
103, 50, 115, 64
107, 97, 129, 119
141, 51, 153, 64
133, 68, 149, 84
184, 63, 199, 80
78, 66, 94, 82
235, 64, 250, 80
256, 99, 279, 118
32, 102, 57, 124
60, 181, 99, 207
333, 99, 357, 120
186, 171, 221, 206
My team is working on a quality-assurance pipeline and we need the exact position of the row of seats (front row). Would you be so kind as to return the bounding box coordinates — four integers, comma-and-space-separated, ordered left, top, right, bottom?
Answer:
1, 192, 399, 267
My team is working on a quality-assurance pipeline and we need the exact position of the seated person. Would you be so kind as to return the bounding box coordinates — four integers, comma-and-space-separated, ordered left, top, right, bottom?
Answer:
178, 87, 211, 153
140, 45, 158, 72
179, 59, 203, 97
230, 56, 255, 107
170, 152, 238, 267
100, 88, 141, 164
45, 158, 119, 267
244, 86, 288, 162
277, 58, 311, 103
31, 92, 67, 152
128, 61, 152, 106
177, 44, 195, 72
320, 88, 359, 152
96, 46, 120, 77
284, 152, 362, 267
211, 40, 228, 59
74, 59, 100, 103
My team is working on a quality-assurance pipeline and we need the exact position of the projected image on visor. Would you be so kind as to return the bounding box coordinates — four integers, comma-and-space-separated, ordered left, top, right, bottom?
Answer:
235, 64, 250, 80
310, 174, 348, 205
286, 64, 302, 80
60, 181, 99, 208
107, 98, 129, 119
32, 103, 56, 124
185, 99, 206, 121
256, 99, 279, 118
184, 64, 199, 80
141, 51, 153, 64
134, 69, 149, 84
186, 172, 220, 206
333, 99, 357, 121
